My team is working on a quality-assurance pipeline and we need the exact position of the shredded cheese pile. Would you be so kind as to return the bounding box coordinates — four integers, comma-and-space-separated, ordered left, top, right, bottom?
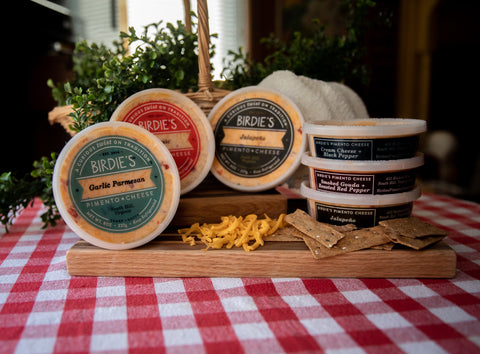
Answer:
178, 214, 287, 252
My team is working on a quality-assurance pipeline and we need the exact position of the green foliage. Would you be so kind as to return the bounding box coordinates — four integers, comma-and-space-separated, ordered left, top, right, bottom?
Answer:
218, 47, 267, 90
48, 19, 215, 133
0, 153, 59, 232
0, 172, 36, 233
221, 0, 381, 89
31, 153, 61, 229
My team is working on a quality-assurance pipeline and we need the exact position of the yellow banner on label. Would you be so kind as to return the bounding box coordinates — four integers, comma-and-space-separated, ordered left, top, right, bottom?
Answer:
221, 128, 285, 149
78, 168, 154, 200
154, 131, 193, 150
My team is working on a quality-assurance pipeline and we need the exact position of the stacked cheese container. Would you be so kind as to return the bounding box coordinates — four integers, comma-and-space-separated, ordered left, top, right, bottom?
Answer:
301, 118, 427, 228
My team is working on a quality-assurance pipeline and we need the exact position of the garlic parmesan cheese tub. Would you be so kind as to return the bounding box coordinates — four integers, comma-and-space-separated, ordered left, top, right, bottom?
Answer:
110, 88, 215, 195
301, 181, 421, 228
305, 118, 426, 160
208, 86, 306, 191
52, 122, 180, 250
302, 152, 424, 195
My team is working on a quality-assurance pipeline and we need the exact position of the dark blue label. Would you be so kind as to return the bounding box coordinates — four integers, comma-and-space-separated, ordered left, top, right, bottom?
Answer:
313, 202, 414, 228
313, 169, 417, 195
313, 136, 419, 160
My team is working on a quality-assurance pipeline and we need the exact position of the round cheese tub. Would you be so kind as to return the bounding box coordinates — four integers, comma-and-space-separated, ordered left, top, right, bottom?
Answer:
304, 118, 426, 160
300, 181, 421, 228
208, 86, 306, 192
301, 152, 423, 195
110, 88, 215, 195
53, 122, 181, 250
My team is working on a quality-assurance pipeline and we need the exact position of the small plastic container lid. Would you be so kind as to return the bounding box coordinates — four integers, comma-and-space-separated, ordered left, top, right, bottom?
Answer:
53, 121, 181, 250
208, 86, 306, 192
300, 181, 421, 206
301, 152, 424, 173
111, 88, 215, 195
304, 118, 427, 138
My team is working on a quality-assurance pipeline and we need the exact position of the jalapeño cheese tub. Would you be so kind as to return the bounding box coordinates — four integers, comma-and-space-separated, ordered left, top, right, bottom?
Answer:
52, 122, 180, 250
110, 88, 215, 195
301, 181, 421, 228
208, 86, 306, 192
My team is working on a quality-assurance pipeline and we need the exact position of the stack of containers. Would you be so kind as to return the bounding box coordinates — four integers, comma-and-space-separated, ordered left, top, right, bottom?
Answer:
300, 118, 427, 228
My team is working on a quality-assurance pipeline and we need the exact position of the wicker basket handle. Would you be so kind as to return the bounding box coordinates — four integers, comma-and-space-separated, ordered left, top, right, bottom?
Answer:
197, 0, 213, 92
184, 0, 213, 92
183, 0, 192, 32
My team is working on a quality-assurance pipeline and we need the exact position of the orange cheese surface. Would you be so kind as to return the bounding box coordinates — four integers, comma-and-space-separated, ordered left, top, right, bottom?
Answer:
209, 87, 305, 191
53, 122, 180, 250
111, 89, 214, 194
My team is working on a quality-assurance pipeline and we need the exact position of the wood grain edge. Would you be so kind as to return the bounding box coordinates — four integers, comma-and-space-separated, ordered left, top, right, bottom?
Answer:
66, 240, 456, 279
171, 194, 288, 227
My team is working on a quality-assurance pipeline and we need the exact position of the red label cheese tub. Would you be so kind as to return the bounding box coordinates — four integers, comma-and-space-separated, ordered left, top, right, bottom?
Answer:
111, 88, 215, 195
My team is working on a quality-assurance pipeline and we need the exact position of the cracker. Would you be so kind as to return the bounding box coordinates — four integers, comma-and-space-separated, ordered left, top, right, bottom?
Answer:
303, 237, 326, 258
385, 232, 445, 250
379, 217, 448, 238
331, 224, 357, 233
304, 225, 391, 259
263, 225, 304, 242
285, 209, 345, 248
370, 242, 395, 251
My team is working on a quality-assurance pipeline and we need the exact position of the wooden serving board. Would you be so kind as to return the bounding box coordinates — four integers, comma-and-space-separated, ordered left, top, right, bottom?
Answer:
65, 185, 456, 279
66, 238, 456, 278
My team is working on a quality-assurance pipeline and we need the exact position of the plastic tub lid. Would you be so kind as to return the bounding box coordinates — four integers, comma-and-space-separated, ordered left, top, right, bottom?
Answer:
300, 181, 421, 206
301, 152, 424, 172
208, 86, 306, 192
304, 118, 427, 137
110, 88, 215, 195
52, 121, 181, 250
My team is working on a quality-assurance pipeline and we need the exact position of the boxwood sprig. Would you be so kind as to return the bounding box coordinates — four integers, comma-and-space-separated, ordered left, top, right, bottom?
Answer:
0, 153, 59, 232
49, 19, 216, 133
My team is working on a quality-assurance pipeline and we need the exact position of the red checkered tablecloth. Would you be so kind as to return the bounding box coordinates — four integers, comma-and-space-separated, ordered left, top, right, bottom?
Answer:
1, 194, 479, 353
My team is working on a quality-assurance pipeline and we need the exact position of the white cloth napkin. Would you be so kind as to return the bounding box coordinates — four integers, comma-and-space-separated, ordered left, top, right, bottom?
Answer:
258, 70, 369, 123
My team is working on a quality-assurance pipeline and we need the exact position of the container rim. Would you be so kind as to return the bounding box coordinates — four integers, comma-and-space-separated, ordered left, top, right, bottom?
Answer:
304, 118, 427, 137
301, 152, 424, 172
300, 181, 421, 206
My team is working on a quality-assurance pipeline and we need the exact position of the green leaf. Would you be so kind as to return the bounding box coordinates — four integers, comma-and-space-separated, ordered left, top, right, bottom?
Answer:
64, 81, 72, 94
175, 69, 185, 81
